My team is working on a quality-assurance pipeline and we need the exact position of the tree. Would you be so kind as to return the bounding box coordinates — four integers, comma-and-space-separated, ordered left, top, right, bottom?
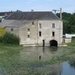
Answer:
56, 12, 72, 34
1, 32, 20, 45
68, 13, 75, 33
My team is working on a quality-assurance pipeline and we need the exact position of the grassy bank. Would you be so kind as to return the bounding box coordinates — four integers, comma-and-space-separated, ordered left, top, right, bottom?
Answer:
67, 42, 75, 46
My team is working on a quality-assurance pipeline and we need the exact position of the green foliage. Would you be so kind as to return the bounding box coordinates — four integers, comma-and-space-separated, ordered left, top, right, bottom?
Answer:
63, 20, 69, 34
68, 14, 75, 33
72, 37, 75, 41
56, 12, 75, 34
57, 12, 71, 20
0, 36, 3, 43
0, 32, 19, 45
67, 38, 75, 46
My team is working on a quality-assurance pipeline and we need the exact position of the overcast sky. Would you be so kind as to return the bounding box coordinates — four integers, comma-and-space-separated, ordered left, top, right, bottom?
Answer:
0, 0, 75, 13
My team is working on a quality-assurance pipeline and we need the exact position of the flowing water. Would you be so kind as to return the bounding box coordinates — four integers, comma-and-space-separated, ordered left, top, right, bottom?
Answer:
0, 46, 75, 75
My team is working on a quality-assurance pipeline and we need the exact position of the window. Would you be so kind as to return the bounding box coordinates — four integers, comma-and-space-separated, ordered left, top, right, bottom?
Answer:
52, 23, 55, 28
11, 28, 13, 31
32, 22, 34, 25
27, 35, 30, 38
39, 31, 41, 36
0, 20, 2, 22
28, 28, 30, 31
52, 32, 55, 37
39, 23, 42, 28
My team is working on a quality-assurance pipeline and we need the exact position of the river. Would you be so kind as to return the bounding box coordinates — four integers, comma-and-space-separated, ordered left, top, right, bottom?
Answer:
0, 46, 75, 75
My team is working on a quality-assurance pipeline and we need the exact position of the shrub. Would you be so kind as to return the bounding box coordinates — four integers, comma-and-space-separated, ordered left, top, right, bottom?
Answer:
1, 32, 19, 45
0, 36, 3, 43
72, 37, 75, 42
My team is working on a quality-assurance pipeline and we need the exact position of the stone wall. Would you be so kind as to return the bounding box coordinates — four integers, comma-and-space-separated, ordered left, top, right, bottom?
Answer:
19, 20, 38, 45
65, 38, 71, 43
19, 20, 63, 46
37, 20, 63, 46
6, 27, 19, 36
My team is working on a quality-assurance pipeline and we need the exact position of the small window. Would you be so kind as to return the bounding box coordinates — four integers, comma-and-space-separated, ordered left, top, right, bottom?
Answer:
52, 23, 55, 28
39, 23, 42, 28
11, 28, 13, 31
32, 22, 34, 25
0, 20, 2, 22
52, 32, 55, 37
39, 31, 41, 36
27, 35, 30, 38
28, 28, 30, 31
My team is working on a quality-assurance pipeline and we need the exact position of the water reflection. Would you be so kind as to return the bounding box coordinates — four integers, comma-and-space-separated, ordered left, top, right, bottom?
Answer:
20, 47, 75, 75
0, 68, 7, 75
61, 62, 75, 75
20, 47, 59, 61
69, 58, 75, 68
42, 47, 45, 53
20, 47, 62, 75
50, 47, 58, 51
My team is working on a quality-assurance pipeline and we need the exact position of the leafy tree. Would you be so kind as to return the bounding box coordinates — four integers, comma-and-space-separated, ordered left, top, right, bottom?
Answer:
68, 13, 75, 33
0, 32, 20, 45
56, 12, 72, 34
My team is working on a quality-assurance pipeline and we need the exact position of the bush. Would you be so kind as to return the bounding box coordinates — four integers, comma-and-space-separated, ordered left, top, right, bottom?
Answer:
72, 37, 75, 42
0, 36, 3, 43
0, 32, 20, 45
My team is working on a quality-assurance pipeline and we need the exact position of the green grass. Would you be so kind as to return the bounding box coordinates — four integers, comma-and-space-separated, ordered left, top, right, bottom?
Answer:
0, 44, 23, 75
67, 38, 75, 46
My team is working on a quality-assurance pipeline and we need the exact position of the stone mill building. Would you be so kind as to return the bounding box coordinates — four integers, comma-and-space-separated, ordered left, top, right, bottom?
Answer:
0, 11, 63, 46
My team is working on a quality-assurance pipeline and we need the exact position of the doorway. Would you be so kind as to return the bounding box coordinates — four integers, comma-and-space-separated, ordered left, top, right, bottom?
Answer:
43, 40, 45, 47
50, 40, 58, 47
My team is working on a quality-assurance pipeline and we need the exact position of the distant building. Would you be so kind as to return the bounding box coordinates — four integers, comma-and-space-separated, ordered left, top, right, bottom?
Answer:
64, 34, 75, 43
0, 11, 63, 46
65, 34, 75, 38
0, 12, 13, 22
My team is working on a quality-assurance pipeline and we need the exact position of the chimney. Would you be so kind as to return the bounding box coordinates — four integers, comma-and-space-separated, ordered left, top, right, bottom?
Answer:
31, 9, 34, 12
60, 8, 62, 20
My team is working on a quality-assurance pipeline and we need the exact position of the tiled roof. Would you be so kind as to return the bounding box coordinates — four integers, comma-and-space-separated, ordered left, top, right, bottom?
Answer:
0, 11, 61, 28
0, 20, 32, 28
7, 11, 60, 20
